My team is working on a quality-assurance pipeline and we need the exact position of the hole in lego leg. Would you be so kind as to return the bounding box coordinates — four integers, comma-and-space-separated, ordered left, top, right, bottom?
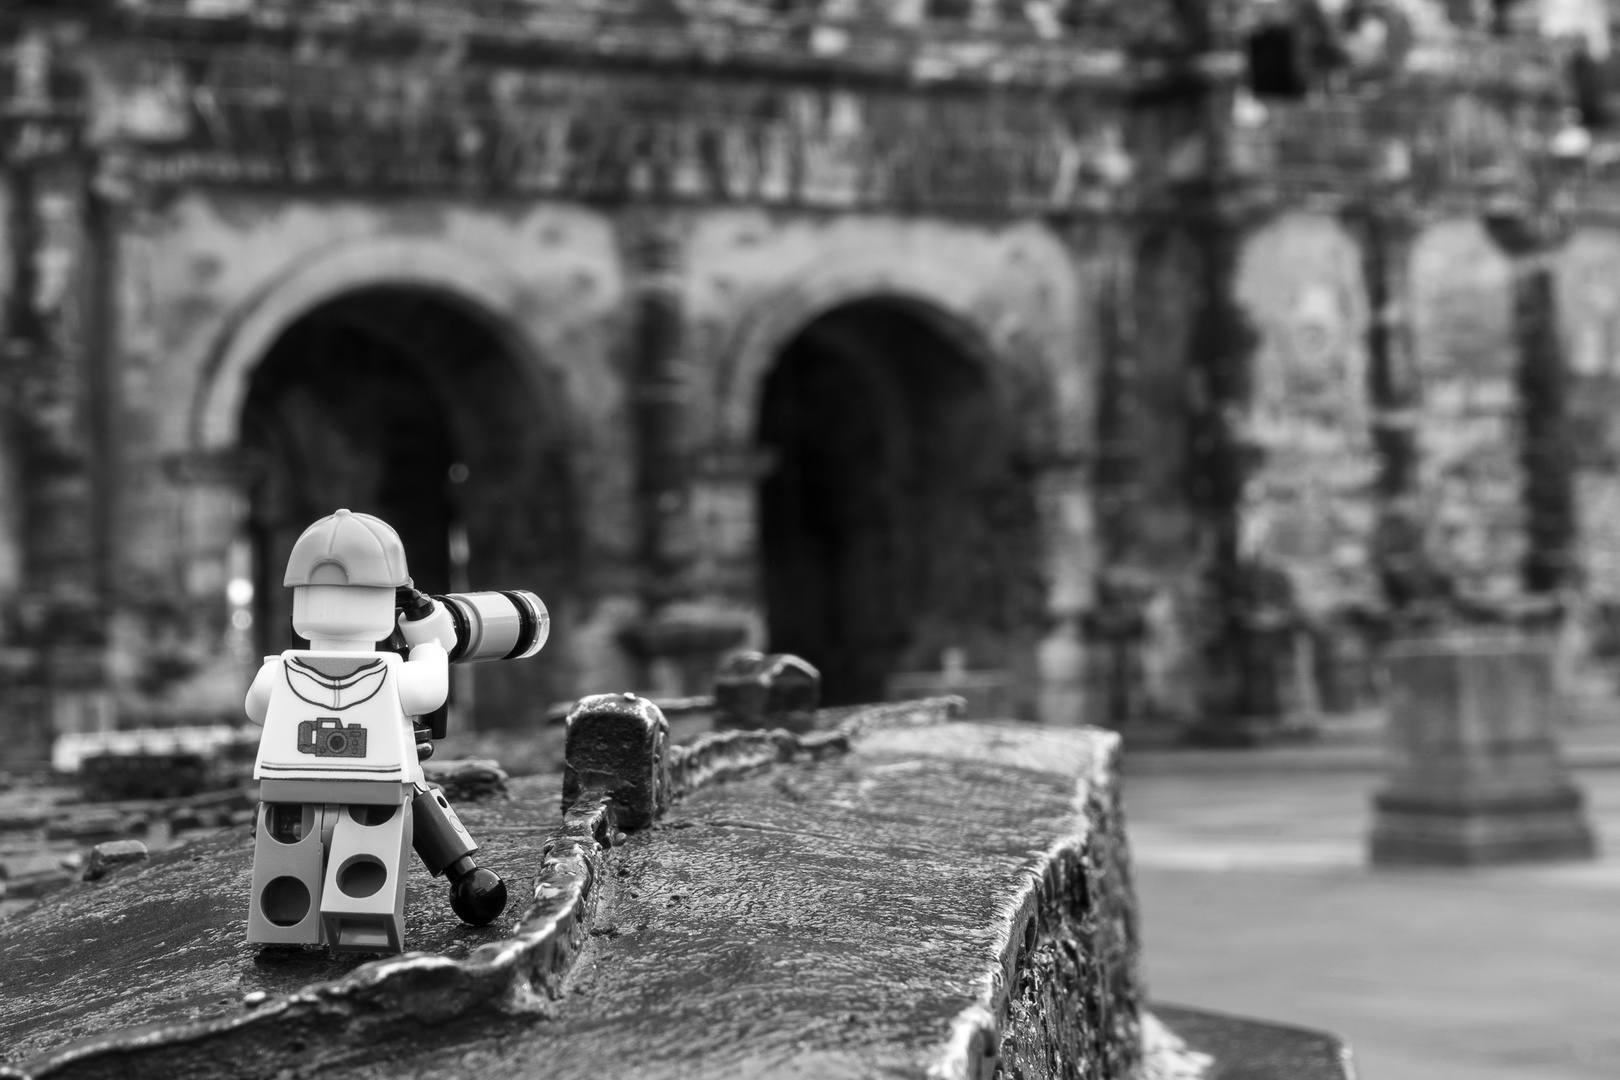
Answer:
335, 856, 388, 898
348, 803, 398, 827
262, 876, 312, 926
335, 917, 393, 951
264, 804, 311, 844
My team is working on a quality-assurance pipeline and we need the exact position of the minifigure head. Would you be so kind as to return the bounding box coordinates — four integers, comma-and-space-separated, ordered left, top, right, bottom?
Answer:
283, 509, 410, 646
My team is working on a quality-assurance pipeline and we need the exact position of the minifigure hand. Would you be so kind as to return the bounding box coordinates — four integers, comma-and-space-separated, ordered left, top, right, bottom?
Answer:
399, 598, 456, 652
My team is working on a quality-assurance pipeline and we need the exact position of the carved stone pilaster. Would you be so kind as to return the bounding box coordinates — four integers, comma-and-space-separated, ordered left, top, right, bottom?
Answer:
1366, 210, 1596, 866
1178, 206, 1318, 745
1485, 212, 1577, 596
0, 29, 108, 750
1093, 244, 1140, 571
617, 214, 748, 694
688, 443, 775, 604
1032, 458, 1096, 727
1341, 205, 1429, 616
622, 215, 696, 612
1075, 238, 1149, 728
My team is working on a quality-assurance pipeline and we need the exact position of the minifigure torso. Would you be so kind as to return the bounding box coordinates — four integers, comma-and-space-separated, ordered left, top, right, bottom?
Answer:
252, 650, 423, 788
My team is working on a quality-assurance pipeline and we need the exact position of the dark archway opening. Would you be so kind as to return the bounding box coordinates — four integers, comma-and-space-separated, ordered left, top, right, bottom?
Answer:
757, 299, 1045, 708
240, 287, 578, 727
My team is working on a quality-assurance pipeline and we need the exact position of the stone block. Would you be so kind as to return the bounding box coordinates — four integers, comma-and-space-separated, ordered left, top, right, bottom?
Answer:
421, 757, 510, 802
712, 651, 820, 732
562, 693, 670, 829
1370, 632, 1597, 865
83, 839, 148, 881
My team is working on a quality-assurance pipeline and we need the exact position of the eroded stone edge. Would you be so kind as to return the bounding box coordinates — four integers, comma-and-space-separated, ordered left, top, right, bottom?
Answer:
9, 696, 966, 1080
666, 695, 966, 795
9, 793, 618, 1080
925, 730, 1145, 1080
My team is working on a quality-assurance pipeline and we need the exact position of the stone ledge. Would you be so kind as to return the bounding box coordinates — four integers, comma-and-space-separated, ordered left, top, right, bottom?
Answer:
668, 694, 965, 795
1142, 1003, 1356, 1080
905, 724, 1137, 1080
3, 696, 973, 1080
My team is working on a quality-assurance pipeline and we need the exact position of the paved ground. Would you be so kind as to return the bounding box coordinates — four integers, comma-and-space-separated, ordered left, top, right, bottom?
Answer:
1125, 712, 1620, 1080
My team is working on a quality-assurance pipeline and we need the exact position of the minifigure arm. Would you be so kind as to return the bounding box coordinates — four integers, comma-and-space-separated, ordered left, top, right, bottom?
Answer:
397, 642, 449, 718
244, 657, 282, 726
397, 591, 457, 652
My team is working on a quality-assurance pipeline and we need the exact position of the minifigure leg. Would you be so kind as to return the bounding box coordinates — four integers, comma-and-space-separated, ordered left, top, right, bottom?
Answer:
247, 802, 326, 946
319, 793, 413, 954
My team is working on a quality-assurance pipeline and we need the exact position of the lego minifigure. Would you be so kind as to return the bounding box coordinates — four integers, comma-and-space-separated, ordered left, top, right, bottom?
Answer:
244, 509, 508, 954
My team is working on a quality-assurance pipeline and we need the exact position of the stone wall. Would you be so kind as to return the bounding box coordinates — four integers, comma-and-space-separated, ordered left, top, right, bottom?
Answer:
109, 192, 631, 722
0, 0, 1605, 743
97, 187, 1097, 724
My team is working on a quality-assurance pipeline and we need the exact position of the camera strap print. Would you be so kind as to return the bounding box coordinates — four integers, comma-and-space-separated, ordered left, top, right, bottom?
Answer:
253, 650, 417, 784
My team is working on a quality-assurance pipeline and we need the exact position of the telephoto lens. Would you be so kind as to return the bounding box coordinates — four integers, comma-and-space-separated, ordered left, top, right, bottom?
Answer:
434, 590, 549, 664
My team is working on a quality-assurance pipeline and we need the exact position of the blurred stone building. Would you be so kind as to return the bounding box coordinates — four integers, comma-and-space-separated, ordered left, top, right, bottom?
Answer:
1, 0, 1618, 751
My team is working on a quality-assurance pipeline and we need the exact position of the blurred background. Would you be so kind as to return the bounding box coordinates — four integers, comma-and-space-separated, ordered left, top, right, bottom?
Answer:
3, 0, 1620, 1074
5, 0, 1620, 743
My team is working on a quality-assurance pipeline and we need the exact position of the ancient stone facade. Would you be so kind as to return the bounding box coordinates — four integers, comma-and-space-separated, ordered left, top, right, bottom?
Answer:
0, 0, 1613, 751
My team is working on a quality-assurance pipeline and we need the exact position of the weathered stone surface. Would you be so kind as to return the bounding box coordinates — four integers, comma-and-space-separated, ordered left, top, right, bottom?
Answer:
43, 811, 147, 844
80, 840, 147, 882
0, 704, 1141, 1080
420, 758, 510, 803
563, 693, 671, 829
3, 865, 75, 901
0, 775, 562, 1071
311, 723, 1138, 1080
712, 651, 821, 733
1146, 1004, 1355, 1080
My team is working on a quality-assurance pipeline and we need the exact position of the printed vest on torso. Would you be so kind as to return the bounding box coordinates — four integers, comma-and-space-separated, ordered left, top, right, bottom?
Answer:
253, 651, 421, 785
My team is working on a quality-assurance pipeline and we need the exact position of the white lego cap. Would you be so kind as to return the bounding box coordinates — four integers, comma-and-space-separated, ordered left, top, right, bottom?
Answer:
283, 509, 410, 588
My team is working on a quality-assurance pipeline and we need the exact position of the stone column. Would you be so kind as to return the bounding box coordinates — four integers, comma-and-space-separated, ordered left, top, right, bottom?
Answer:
626, 219, 693, 610
1368, 210, 1595, 865
1345, 205, 1426, 608
1178, 205, 1316, 746
687, 442, 773, 618
0, 33, 111, 758
1034, 458, 1095, 727
160, 448, 253, 708
1487, 214, 1577, 596
1076, 242, 1145, 727
2, 179, 108, 745
616, 215, 746, 696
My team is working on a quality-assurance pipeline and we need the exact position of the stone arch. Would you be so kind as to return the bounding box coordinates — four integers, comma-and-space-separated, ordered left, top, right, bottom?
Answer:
192, 237, 548, 454
190, 237, 580, 728
1232, 212, 1377, 613
744, 292, 1051, 708
709, 262, 1072, 459
1230, 211, 1380, 715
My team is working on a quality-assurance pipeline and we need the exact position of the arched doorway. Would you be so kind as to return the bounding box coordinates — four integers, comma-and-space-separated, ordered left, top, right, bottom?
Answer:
757, 298, 1045, 707
238, 286, 577, 727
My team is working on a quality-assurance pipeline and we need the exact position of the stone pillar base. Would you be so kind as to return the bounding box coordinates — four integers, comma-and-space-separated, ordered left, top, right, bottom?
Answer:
1369, 631, 1597, 867
1370, 787, 1596, 866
